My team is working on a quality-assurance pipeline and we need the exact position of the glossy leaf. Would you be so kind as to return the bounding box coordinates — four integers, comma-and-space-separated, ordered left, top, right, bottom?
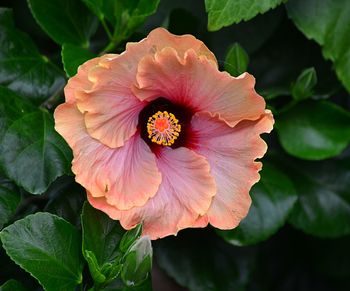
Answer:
27, 0, 97, 46
113, 0, 160, 43
121, 236, 152, 287
219, 163, 297, 246
287, 0, 350, 92
119, 224, 142, 253
205, 0, 286, 31
260, 87, 290, 100
0, 8, 64, 104
100, 276, 152, 291
44, 176, 85, 226
0, 174, 20, 229
81, 203, 125, 281
276, 100, 350, 160
61, 44, 95, 77
292, 67, 317, 101
81, 0, 117, 23
82, 0, 159, 45
224, 43, 249, 77
84, 250, 107, 283
286, 158, 350, 238
156, 230, 256, 291
0, 212, 84, 291
0, 87, 72, 194
0, 280, 27, 291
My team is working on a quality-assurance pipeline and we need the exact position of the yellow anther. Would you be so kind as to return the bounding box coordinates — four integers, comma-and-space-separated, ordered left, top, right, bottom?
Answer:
147, 111, 181, 146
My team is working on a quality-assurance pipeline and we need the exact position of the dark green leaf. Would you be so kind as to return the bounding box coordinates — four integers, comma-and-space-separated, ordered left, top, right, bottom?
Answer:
276, 100, 350, 160
259, 86, 290, 100
0, 279, 27, 291
0, 212, 84, 291
81, 203, 125, 281
219, 163, 297, 246
121, 236, 152, 287
113, 0, 160, 44
100, 276, 152, 291
27, 0, 97, 46
61, 44, 95, 77
124, 275, 152, 291
101, 263, 122, 285
0, 175, 20, 229
119, 224, 142, 253
0, 8, 64, 104
44, 176, 85, 226
224, 43, 249, 77
205, 0, 286, 31
287, 0, 350, 92
155, 230, 256, 291
85, 250, 107, 283
0, 87, 72, 194
292, 67, 317, 101
285, 158, 350, 238
81, 0, 117, 24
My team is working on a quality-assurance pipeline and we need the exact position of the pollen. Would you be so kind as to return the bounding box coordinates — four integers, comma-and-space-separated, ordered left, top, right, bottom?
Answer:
147, 111, 181, 146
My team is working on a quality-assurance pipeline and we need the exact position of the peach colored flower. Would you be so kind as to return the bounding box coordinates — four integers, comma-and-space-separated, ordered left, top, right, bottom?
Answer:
54, 28, 274, 239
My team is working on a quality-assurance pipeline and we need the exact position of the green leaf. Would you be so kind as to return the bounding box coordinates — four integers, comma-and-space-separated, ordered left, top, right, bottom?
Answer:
0, 8, 65, 104
0, 212, 84, 291
155, 230, 256, 291
61, 44, 95, 77
276, 100, 350, 160
218, 163, 297, 246
81, 203, 125, 281
0, 279, 27, 291
81, 0, 160, 45
81, 0, 118, 24
121, 236, 152, 287
0, 87, 72, 194
84, 250, 107, 283
287, 0, 350, 93
113, 0, 160, 44
27, 0, 97, 46
284, 158, 350, 238
44, 176, 85, 226
205, 0, 286, 31
224, 43, 249, 77
292, 67, 317, 101
119, 224, 142, 253
259, 86, 290, 100
0, 175, 20, 229
124, 276, 152, 291
100, 276, 152, 291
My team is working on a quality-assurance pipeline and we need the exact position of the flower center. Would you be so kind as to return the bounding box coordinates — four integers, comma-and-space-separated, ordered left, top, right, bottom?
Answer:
147, 111, 181, 146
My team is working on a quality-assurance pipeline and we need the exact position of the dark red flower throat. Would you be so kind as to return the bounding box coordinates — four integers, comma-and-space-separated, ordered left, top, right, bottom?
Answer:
138, 97, 194, 151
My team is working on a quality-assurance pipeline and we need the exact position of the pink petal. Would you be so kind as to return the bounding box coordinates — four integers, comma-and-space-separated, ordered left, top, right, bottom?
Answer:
64, 28, 216, 148
126, 27, 217, 67
189, 111, 274, 229
71, 54, 145, 148
64, 55, 114, 104
88, 147, 216, 239
134, 47, 265, 127
54, 103, 161, 210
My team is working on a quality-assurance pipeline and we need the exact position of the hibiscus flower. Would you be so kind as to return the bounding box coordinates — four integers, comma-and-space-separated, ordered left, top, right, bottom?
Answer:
54, 28, 274, 239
